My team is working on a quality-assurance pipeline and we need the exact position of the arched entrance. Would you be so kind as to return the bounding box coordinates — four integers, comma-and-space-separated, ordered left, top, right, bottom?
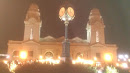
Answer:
44, 52, 53, 59
76, 52, 83, 59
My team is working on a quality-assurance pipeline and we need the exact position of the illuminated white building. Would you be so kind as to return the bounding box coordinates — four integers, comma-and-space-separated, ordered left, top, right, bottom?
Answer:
8, 3, 117, 63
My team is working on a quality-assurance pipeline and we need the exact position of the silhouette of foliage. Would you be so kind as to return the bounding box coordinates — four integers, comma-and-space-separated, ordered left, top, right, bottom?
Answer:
15, 63, 96, 73
0, 62, 11, 73
117, 67, 129, 73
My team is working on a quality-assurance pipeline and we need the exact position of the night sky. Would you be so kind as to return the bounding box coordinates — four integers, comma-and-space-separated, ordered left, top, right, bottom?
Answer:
0, 0, 130, 53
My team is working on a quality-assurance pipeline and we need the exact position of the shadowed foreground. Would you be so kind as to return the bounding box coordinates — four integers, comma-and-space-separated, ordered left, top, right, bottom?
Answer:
0, 62, 11, 73
0, 62, 129, 73
15, 63, 96, 73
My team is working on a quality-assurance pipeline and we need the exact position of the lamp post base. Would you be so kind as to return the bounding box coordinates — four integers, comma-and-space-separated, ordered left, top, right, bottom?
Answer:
60, 57, 72, 64
60, 40, 72, 64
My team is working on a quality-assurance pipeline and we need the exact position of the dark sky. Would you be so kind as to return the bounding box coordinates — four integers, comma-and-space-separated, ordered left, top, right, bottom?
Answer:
0, 0, 130, 53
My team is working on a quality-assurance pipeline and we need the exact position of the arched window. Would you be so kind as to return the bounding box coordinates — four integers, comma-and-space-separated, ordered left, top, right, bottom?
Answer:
96, 31, 99, 42
76, 52, 83, 59
45, 52, 53, 59
28, 51, 33, 57
13, 51, 19, 57
96, 53, 101, 59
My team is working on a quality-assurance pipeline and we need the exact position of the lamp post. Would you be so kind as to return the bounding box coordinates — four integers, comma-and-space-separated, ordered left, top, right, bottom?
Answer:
59, 6, 75, 63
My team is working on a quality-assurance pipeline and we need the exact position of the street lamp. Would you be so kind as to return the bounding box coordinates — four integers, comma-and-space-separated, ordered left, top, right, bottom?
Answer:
104, 53, 112, 62
19, 51, 28, 60
59, 5, 75, 63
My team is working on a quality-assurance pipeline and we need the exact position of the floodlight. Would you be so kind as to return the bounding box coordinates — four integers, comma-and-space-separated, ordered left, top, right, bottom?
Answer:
118, 55, 123, 59
19, 51, 27, 59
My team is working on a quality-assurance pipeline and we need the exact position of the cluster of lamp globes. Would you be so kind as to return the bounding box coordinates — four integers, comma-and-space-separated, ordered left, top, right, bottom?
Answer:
59, 7, 75, 22
118, 54, 129, 61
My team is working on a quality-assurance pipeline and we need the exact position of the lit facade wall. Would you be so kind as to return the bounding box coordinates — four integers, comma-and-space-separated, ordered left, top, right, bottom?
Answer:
7, 4, 117, 64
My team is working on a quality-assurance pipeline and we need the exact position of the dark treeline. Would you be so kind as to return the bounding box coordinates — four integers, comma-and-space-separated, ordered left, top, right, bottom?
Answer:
0, 62, 129, 73
0, 62, 11, 73
15, 63, 96, 73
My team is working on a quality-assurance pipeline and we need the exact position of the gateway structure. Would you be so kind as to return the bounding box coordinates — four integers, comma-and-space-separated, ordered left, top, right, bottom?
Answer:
8, 3, 117, 63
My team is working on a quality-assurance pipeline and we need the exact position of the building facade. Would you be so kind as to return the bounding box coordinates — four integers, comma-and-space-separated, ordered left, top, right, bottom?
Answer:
8, 3, 117, 63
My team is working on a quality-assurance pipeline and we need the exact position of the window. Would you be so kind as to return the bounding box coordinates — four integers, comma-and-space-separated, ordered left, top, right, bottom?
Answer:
96, 31, 99, 42
76, 52, 83, 59
30, 28, 33, 40
13, 51, 19, 57
45, 52, 53, 59
96, 53, 101, 59
28, 51, 33, 57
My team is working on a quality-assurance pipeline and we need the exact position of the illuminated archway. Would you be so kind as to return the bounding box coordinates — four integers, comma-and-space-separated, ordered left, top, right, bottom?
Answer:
76, 52, 83, 59
13, 51, 19, 57
45, 52, 53, 59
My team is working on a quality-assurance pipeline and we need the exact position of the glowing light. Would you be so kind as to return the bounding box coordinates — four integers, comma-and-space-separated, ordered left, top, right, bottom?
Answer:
38, 58, 60, 64
72, 60, 76, 64
76, 57, 83, 63
85, 60, 94, 65
39, 59, 45, 63
124, 55, 129, 58
9, 61, 17, 72
106, 66, 118, 73
54, 60, 60, 64
58, 56, 61, 59
45, 58, 53, 64
124, 59, 126, 61
6, 55, 10, 59
118, 55, 123, 59
39, 55, 43, 59
72, 57, 94, 65
94, 57, 97, 61
19, 51, 27, 59
67, 7, 75, 17
98, 70, 102, 73
128, 59, 130, 62
104, 53, 112, 62
121, 63, 128, 68
68, 17, 71, 21
3, 60, 8, 64
116, 63, 119, 67
96, 62, 101, 66
62, 17, 66, 21
59, 7, 65, 17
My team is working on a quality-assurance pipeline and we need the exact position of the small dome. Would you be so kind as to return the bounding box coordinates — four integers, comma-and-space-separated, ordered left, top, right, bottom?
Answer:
90, 8, 100, 15
28, 3, 39, 11
24, 3, 40, 22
